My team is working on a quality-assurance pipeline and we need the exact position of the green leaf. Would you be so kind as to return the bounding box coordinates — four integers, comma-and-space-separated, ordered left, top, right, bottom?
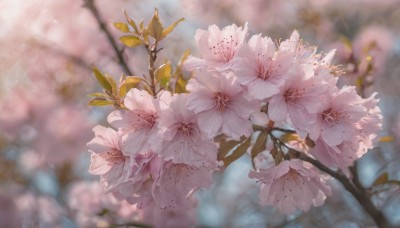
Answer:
93, 67, 112, 92
147, 9, 164, 40
251, 132, 267, 168
89, 98, 114, 106
113, 22, 130, 33
124, 76, 143, 92
106, 74, 117, 95
155, 63, 172, 87
123, 10, 138, 33
223, 138, 251, 167
372, 173, 388, 187
161, 18, 184, 39
119, 35, 143, 48
87, 92, 107, 98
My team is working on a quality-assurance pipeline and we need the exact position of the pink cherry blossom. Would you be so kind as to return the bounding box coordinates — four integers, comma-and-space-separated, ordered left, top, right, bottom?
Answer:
249, 159, 331, 214
152, 161, 214, 209
232, 34, 292, 100
111, 151, 161, 208
310, 138, 360, 169
185, 23, 248, 71
279, 30, 317, 64
158, 93, 218, 167
356, 92, 382, 155
268, 64, 330, 132
308, 86, 367, 146
108, 89, 160, 155
142, 198, 197, 228
87, 125, 131, 192
186, 70, 259, 139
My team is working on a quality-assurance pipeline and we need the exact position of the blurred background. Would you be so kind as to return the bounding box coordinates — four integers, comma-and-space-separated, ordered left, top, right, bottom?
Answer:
1, 0, 400, 227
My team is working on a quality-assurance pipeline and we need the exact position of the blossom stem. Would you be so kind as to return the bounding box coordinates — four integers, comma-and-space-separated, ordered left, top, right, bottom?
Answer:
84, 0, 134, 76
289, 150, 391, 228
145, 44, 158, 98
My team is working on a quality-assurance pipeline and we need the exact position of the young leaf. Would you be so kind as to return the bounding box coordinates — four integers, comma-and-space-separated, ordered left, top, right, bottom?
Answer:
379, 136, 394, 143
113, 22, 130, 33
89, 98, 114, 106
223, 138, 251, 167
217, 137, 246, 161
162, 18, 184, 39
119, 35, 143, 48
124, 76, 143, 92
251, 131, 267, 168
93, 67, 112, 92
105, 75, 117, 95
123, 10, 138, 33
155, 63, 172, 87
147, 9, 164, 40
87, 92, 107, 98
372, 173, 388, 187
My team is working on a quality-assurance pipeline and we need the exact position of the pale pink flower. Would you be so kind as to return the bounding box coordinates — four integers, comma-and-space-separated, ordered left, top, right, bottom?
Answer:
268, 64, 330, 133
353, 26, 394, 78
108, 89, 160, 155
152, 161, 214, 209
142, 198, 197, 228
249, 159, 331, 214
356, 92, 382, 154
158, 93, 218, 167
68, 181, 140, 227
111, 151, 161, 208
186, 71, 259, 139
232, 34, 292, 100
279, 30, 317, 64
16, 192, 65, 228
310, 138, 360, 169
308, 86, 367, 146
185, 23, 248, 71
87, 125, 131, 192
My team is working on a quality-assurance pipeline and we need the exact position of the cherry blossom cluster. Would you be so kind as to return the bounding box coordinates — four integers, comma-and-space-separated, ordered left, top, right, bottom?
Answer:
88, 23, 382, 216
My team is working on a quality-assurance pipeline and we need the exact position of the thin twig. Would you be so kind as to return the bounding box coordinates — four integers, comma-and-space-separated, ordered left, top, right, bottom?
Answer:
84, 0, 134, 76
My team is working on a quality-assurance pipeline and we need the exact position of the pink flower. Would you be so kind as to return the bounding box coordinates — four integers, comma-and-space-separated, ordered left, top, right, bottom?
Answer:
268, 64, 330, 133
111, 151, 161, 209
186, 71, 259, 139
356, 92, 382, 154
232, 34, 292, 100
158, 93, 218, 167
310, 138, 359, 169
142, 198, 197, 228
108, 89, 160, 155
249, 159, 331, 214
185, 23, 248, 71
152, 161, 214, 209
279, 30, 317, 64
308, 86, 367, 146
87, 125, 131, 192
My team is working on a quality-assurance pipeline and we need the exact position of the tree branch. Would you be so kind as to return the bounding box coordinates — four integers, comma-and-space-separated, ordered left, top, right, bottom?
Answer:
289, 150, 391, 228
84, 0, 134, 76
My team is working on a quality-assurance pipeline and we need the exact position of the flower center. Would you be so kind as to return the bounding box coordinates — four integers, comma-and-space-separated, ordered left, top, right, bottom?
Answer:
134, 111, 157, 129
322, 108, 341, 126
177, 122, 194, 137
284, 88, 303, 104
209, 35, 238, 62
214, 92, 231, 112
105, 149, 125, 166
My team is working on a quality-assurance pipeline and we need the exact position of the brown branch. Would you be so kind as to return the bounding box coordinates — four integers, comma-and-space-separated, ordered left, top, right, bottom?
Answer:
83, 0, 134, 76
145, 44, 158, 98
289, 150, 391, 228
